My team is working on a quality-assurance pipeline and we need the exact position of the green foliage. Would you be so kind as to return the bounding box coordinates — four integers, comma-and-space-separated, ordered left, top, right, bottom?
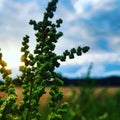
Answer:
0, 50, 18, 120
0, 0, 89, 120
54, 64, 120, 120
62, 68, 120, 120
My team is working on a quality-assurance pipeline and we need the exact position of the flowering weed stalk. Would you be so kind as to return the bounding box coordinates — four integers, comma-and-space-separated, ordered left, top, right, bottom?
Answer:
0, 50, 18, 120
0, 0, 89, 119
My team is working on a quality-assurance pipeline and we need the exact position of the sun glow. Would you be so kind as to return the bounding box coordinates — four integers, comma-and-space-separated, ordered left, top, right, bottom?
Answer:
2, 48, 22, 69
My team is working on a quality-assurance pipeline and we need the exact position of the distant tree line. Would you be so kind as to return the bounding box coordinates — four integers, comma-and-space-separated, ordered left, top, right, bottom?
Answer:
1, 75, 119, 87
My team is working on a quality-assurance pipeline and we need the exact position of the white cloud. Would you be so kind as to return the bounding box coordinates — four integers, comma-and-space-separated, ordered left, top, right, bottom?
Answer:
71, 0, 116, 18
10, 1, 41, 20
0, 0, 120, 78
0, 0, 5, 10
57, 5, 77, 22
60, 52, 120, 66
55, 36, 90, 55
73, 0, 92, 14
58, 51, 120, 78
1, 1, 41, 22
108, 36, 120, 51
60, 62, 106, 78
0, 0, 41, 27
0, 0, 42, 50
55, 38, 77, 54
60, 60, 120, 78
64, 23, 91, 40
103, 70, 120, 77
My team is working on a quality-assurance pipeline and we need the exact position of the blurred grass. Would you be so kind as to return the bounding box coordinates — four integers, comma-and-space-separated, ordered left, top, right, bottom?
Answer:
63, 86, 120, 120
0, 86, 120, 120
40, 86, 120, 120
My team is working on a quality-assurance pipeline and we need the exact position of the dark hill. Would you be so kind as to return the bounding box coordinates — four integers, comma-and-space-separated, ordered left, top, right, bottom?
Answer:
61, 76, 120, 87
1, 76, 120, 87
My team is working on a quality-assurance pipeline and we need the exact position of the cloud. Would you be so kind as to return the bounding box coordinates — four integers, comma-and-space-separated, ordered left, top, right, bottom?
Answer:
56, 0, 120, 54
57, 62, 106, 78
72, 0, 93, 15
0, 0, 4, 9
67, 0, 120, 55
60, 52, 120, 66
108, 36, 120, 51
72, 0, 119, 18
0, 0, 43, 54
0, 0, 43, 38
58, 61, 120, 78
56, 4, 77, 23
103, 70, 120, 77
0, 0, 120, 78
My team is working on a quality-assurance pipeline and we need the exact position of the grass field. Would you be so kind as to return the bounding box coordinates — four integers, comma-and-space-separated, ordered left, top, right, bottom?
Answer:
1, 86, 120, 120
0, 87, 119, 104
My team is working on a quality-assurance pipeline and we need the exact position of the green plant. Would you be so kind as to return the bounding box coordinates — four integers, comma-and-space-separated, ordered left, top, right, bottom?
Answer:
63, 65, 120, 120
0, 0, 89, 120
0, 49, 18, 120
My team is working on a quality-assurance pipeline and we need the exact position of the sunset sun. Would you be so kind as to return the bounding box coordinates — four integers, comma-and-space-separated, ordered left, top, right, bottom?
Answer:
2, 48, 22, 69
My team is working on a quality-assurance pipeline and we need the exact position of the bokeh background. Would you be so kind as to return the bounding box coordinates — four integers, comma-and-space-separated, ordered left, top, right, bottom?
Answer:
0, 0, 120, 78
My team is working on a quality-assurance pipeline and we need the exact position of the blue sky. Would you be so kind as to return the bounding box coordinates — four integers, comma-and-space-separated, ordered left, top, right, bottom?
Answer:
0, 0, 120, 78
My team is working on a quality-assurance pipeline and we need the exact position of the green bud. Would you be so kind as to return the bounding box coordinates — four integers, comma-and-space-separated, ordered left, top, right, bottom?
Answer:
77, 46, 82, 56
35, 44, 40, 49
24, 44, 29, 49
29, 60, 35, 66
70, 48, 76, 54
49, 101, 56, 108
22, 41, 26, 46
56, 24, 60, 28
45, 38, 51, 44
56, 32, 63, 38
52, 24, 56, 27
69, 53, 74, 59
77, 46, 82, 51
30, 99, 37, 106
82, 46, 90, 53
34, 25, 39, 30
34, 49, 40, 54
48, 12, 54, 18
36, 38, 40, 42
57, 109, 67, 114
23, 35, 29, 40
76, 50, 82, 56
29, 20, 36, 25
38, 21, 43, 27
49, 90, 55, 96
24, 50, 29, 56
28, 54, 34, 59
35, 32, 42, 38
44, 12, 49, 20
61, 102, 69, 109
55, 61, 60, 68
54, 78, 64, 86
56, 19, 63, 28
50, 44, 55, 51
43, 46, 50, 52
23, 94, 29, 101
21, 47, 25, 52
63, 50, 69, 56
60, 56, 66, 61
52, 6, 57, 11
41, 80, 46, 86
0, 53, 2, 58
48, 31, 54, 37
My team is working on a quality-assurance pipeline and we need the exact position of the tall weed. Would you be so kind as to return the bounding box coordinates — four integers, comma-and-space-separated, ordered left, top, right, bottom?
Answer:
0, 0, 89, 119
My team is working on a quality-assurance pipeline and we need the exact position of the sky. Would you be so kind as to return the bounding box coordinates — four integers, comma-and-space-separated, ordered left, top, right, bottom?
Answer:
0, 0, 120, 79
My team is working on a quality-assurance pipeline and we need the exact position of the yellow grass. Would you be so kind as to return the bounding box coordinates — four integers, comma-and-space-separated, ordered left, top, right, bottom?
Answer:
0, 87, 119, 105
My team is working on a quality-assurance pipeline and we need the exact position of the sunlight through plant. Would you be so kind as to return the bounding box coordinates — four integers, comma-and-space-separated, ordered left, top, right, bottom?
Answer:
0, 0, 89, 119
